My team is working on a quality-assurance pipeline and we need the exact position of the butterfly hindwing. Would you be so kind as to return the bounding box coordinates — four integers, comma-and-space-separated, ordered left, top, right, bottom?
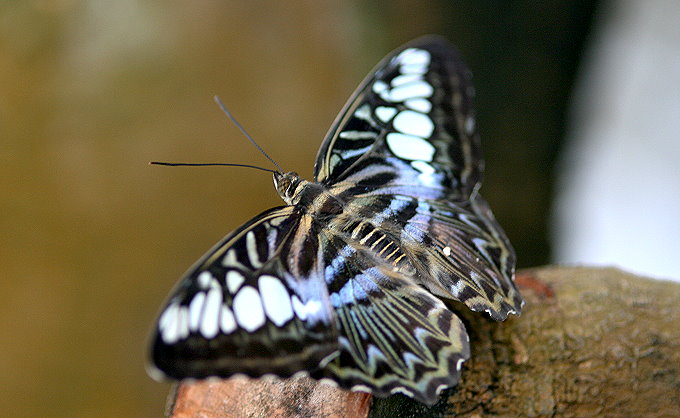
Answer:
149, 207, 339, 380
401, 194, 521, 319
312, 230, 469, 404
331, 192, 521, 320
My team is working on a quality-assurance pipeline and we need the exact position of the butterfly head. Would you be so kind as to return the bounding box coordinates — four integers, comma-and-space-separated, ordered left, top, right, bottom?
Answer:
273, 171, 304, 205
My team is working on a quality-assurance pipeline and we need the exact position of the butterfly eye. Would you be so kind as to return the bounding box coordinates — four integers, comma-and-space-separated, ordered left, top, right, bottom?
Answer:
273, 172, 303, 204
272, 172, 292, 196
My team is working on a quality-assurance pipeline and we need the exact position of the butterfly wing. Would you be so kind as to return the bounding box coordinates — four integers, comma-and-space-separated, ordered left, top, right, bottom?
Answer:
312, 228, 469, 405
334, 193, 521, 321
399, 193, 521, 319
149, 206, 339, 380
314, 36, 481, 200
315, 36, 522, 318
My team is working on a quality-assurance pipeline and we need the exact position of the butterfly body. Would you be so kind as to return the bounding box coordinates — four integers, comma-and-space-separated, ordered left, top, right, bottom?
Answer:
149, 36, 523, 405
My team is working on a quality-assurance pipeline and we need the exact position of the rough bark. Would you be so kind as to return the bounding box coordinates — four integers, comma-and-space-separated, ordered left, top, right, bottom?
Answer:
169, 376, 371, 418
167, 267, 680, 417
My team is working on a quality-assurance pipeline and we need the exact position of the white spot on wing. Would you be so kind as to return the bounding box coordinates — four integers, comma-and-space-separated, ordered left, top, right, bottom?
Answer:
269, 216, 285, 227
258, 275, 294, 327
400, 63, 428, 75
339, 130, 377, 140
200, 287, 222, 338
415, 165, 438, 186
319, 377, 339, 388
389, 81, 433, 102
232, 286, 265, 331
450, 280, 465, 296
393, 110, 434, 138
391, 74, 421, 87
159, 302, 181, 344
398, 48, 430, 66
220, 305, 236, 333
159, 303, 177, 331
177, 306, 189, 339
338, 145, 372, 159
226, 270, 245, 294
405, 98, 431, 113
222, 249, 238, 267
411, 160, 435, 175
188, 292, 205, 331
375, 106, 397, 123
350, 385, 373, 394
465, 115, 476, 135
386, 133, 436, 161
329, 154, 341, 171
456, 358, 465, 371
197, 271, 212, 289
292, 295, 308, 320
443, 246, 452, 256
391, 387, 415, 397
372, 80, 388, 94
353, 104, 372, 122
304, 300, 323, 316
246, 231, 262, 268
290, 296, 324, 321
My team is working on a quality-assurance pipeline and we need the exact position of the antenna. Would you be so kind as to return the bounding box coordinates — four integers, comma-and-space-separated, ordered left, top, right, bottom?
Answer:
213, 96, 284, 173
150, 96, 286, 174
149, 161, 277, 174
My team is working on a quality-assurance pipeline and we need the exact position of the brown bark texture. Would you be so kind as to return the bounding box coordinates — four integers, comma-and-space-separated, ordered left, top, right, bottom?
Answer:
167, 267, 680, 417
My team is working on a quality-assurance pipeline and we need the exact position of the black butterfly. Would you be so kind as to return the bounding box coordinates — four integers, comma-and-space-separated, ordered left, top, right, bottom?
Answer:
148, 36, 523, 405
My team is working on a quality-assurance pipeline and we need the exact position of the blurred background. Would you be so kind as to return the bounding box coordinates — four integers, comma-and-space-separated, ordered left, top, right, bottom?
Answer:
2, 1, 678, 416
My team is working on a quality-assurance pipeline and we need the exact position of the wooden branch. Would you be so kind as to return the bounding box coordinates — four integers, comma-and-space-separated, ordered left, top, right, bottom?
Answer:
167, 267, 680, 417
169, 376, 371, 418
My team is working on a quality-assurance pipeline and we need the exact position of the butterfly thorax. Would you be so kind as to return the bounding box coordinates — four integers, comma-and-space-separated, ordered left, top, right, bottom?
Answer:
274, 171, 343, 215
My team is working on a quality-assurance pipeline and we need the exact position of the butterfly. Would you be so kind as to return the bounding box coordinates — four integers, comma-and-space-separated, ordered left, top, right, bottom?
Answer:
148, 36, 523, 406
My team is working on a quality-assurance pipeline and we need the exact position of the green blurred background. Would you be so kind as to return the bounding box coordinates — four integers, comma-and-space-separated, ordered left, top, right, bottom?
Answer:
1, 1, 598, 416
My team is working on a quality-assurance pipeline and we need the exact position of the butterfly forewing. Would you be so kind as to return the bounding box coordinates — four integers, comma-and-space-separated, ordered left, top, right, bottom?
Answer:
150, 36, 522, 406
315, 37, 481, 200
150, 207, 338, 380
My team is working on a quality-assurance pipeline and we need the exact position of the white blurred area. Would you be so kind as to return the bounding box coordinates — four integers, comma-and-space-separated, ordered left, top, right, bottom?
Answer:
553, 0, 680, 282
